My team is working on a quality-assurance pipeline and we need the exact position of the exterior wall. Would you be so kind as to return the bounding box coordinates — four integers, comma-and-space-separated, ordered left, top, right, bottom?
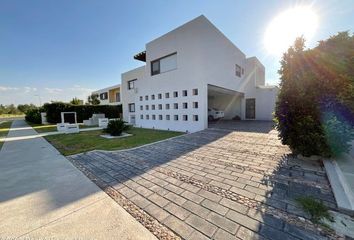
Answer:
92, 84, 121, 105
120, 15, 277, 132
240, 57, 278, 120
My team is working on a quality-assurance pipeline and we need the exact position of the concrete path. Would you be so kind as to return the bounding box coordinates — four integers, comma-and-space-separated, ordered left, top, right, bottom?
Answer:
0, 120, 156, 240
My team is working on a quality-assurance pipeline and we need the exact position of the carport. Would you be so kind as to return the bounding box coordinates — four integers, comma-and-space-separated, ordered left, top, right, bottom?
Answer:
207, 84, 244, 123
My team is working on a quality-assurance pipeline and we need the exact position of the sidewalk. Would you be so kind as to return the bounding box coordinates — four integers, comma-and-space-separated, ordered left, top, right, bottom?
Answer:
0, 120, 156, 240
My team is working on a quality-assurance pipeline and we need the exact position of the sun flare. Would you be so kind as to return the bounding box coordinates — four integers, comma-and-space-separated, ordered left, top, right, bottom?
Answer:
264, 6, 318, 55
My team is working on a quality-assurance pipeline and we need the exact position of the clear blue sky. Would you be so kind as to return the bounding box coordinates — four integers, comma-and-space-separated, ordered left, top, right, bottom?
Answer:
0, 0, 353, 105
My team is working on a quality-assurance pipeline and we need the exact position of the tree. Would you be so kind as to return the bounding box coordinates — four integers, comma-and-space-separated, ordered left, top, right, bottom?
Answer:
70, 97, 83, 105
17, 104, 37, 114
87, 94, 100, 105
275, 32, 354, 157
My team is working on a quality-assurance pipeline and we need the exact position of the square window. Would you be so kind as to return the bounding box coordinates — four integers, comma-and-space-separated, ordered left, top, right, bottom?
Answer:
173, 91, 178, 98
145, 95, 148, 101
159, 115, 163, 120
193, 115, 199, 121
192, 89, 198, 95
146, 115, 149, 120
151, 60, 160, 75
145, 105, 149, 110
158, 93, 162, 99
174, 115, 179, 121
174, 103, 178, 109
139, 96, 143, 101
183, 102, 188, 109
183, 115, 188, 121
152, 114, 156, 120
165, 92, 170, 98
166, 104, 170, 110
128, 103, 135, 112
193, 102, 198, 108
158, 104, 162, 110
151, 104, 155, 110
151, 94, 155, 100
166, 115, 170, 120
182, 90, 187, 96
128, 80, 136, 90
140, 105, 143, 111
140, 115, 143, 120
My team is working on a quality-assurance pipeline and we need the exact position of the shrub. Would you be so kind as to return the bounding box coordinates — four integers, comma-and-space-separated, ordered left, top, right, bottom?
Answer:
104, 119, 130, 136
275, 33, 354, 157
25, 108, 42, 124
42, 102, 122, 123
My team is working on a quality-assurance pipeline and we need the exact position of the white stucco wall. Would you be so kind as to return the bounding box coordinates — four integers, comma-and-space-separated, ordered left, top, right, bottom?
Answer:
120, 15, 277, 132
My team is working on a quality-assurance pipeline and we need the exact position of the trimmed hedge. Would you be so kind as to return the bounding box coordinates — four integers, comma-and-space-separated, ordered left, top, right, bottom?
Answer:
42, 103, 122, 123
25, 108, 42, 124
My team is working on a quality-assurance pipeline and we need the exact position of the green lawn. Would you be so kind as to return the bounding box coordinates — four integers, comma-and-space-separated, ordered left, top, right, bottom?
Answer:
28, 122, 99, 133
0, 121, 12, 150
44, 127, 183, 156
0, 114, 24, 119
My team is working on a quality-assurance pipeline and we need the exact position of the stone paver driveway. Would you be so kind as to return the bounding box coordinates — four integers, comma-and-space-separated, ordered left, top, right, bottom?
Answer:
68, 121, 339, 240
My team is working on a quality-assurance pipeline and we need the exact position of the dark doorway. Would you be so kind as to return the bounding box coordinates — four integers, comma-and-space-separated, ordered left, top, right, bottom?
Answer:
246, 98, 255, 119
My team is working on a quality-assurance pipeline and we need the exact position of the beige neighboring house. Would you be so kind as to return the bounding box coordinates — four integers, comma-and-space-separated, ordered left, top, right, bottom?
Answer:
92, 84, 121, 105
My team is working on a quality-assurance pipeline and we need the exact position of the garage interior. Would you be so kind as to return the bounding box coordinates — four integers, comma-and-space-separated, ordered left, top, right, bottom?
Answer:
207, 84, 244, 124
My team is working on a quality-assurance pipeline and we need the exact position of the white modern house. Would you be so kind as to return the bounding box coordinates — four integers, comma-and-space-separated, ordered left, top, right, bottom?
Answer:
121, 15, 278, 133
92, 84, 121, 105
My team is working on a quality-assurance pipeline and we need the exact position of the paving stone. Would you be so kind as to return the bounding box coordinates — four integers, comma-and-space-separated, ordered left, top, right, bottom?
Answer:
164, 183, 184, 194
284, 223, 327, 240
214, 228, 237, 240
181, 190, 204, 204
236, 226, 262, 240
226, 210, 260, 232
118, 186, 137, 198
186, 230, 209, 240
147, 193, 169, 207
207, 212, 239, 234
144, 203, 170, 222
74, 123, 337, 240
164, 215, 195, 239
185, 214, 218, 238
260, 225, 297, 240
230, 186, 256, 199
197, 189, 222, 202
165, 192, 187, 206
182, 201, 211, 219
130, 194, 151, 209
201, 199, 228, 215
165, 202, 191, 220
220, 197, 248, 214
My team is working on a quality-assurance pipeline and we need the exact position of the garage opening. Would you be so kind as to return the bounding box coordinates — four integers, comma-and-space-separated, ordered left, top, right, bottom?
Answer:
207, 84, 244, 127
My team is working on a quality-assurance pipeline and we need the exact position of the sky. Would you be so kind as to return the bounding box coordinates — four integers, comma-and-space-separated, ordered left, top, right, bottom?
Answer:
0, 0, 353, 105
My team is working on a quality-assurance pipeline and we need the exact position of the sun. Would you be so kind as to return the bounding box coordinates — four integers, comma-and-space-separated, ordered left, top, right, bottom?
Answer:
264, 6, 318, 55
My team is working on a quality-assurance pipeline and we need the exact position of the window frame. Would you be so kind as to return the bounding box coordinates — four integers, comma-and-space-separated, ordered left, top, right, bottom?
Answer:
128, 79, 136, 90
128, 103, 135, 113
151, 52, 177, 76
236, 64, 242, 77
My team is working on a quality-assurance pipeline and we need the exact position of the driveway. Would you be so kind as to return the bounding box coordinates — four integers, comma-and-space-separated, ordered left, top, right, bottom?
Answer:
69, 121, 339, 239
0, 120, 156, 240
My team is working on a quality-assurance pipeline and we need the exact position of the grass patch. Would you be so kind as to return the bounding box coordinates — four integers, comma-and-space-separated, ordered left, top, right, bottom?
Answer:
44, 127, 183, 156
0, 121, 12, 150
28, 122, 99, 133
296, 197, 333, 223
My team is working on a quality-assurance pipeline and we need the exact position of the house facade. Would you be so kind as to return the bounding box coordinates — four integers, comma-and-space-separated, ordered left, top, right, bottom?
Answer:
121, 15, 278, 133
92, 84, 121, 105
